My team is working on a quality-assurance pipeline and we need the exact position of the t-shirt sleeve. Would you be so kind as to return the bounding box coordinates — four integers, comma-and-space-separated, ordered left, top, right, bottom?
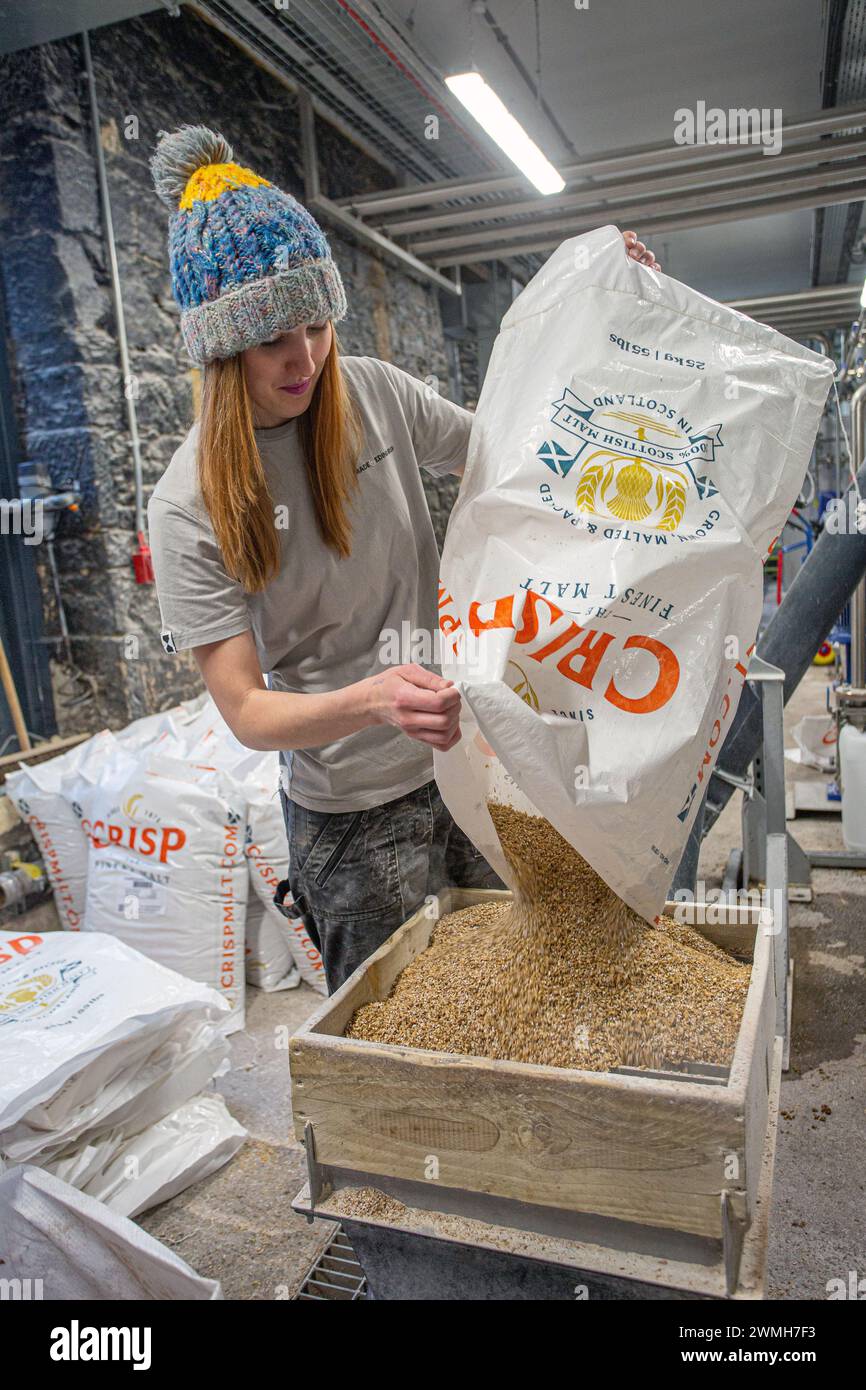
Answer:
147, 493, 252, 654
380, 360, 474, 477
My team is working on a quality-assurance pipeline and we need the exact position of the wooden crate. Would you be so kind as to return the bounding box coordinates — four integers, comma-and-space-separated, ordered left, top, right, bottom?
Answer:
290, 888, 776, 1251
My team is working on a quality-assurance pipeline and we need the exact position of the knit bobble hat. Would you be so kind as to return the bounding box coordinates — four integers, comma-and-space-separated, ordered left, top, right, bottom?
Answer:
150, 124, 348, 365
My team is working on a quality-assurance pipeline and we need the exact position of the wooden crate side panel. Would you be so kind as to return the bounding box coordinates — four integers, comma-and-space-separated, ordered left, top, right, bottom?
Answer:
295, 969, 376, 1041
290, 1035, 743, 1238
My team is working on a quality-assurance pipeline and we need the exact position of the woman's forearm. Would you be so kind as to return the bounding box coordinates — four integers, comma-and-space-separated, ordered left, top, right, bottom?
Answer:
194, 633, 460, 755
235, 681, 374, 752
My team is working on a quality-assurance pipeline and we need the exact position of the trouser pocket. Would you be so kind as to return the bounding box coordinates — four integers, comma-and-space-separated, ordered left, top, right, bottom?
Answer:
311, 810, 367, 887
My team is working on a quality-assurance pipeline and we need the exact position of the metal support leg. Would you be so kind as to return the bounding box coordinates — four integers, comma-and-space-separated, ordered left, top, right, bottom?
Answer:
755, 663, 791, 1050
735, 659, 792, 1052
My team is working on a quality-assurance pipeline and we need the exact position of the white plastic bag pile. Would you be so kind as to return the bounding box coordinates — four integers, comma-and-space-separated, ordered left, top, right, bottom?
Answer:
0, 927, 245, 1218
4, 729, 118, 932
435, 225, 835, 922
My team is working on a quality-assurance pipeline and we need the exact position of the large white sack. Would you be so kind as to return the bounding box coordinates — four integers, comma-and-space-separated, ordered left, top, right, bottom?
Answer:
64, 747, 248, 1031
0, 928, 230, 1163
184, 714, 251, 766
434, 226, 834, 921
0, 1164, 221, 1299
4, 730, 118, 930
115, 690, 213, 751
3, 699, 214, 935
115, 710, 181, 752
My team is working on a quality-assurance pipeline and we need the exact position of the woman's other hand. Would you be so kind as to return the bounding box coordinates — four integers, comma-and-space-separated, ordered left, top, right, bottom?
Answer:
365, 662, 462, 751
621, 228, 661, 271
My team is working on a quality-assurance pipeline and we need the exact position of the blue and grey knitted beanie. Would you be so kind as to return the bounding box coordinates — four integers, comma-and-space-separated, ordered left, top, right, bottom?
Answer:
150, 124, 347, 365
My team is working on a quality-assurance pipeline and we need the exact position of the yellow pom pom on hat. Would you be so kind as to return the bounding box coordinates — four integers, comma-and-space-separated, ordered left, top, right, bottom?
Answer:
178, 161, 272, 211
149, 123, 347, 365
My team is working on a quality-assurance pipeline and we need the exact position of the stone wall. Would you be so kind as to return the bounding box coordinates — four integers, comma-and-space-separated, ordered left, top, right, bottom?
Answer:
0, 5, 467, 736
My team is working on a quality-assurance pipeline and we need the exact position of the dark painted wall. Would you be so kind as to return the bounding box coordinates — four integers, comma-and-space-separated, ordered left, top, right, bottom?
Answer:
0, 5, 471, 737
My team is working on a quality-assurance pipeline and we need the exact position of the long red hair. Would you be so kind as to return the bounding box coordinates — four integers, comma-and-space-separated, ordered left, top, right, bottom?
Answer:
196, 332, 364, 591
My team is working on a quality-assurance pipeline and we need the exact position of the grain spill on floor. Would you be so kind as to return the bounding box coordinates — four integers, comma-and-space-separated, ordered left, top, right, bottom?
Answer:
330, 1186, 581, 1261
346, 802, 751, 1071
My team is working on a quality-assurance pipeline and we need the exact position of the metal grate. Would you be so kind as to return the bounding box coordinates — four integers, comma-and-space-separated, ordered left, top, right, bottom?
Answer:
197, 0, 493, 185
296, 1225, 368, 1300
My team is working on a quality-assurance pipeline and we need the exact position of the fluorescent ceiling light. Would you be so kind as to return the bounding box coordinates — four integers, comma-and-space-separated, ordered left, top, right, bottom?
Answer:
860, 276, 866, 309
445, 71, 565, 195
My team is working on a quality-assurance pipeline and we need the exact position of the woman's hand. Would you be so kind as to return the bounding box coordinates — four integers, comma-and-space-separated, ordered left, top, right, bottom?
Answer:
621, 229, 661, 271
364, 663, 462, 751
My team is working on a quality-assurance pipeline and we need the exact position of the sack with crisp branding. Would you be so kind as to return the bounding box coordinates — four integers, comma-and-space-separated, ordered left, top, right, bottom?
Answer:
245, 895, 300, 992
4, 693, 220, 933
62, 746, 248, 1031
434, 225, 834, 921
4, 731, 119, 931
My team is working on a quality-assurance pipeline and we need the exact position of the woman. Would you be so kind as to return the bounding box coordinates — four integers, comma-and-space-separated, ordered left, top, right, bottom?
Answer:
147, 124, 660, 993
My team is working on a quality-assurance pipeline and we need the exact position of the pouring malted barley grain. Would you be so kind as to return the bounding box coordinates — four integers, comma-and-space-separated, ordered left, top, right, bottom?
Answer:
347, 803, 750, 1071
431, 225, 834, 924
350, 227, 823, 1071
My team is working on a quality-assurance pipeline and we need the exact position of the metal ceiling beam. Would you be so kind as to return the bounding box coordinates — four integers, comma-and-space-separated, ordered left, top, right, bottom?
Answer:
727, 287, 861, 312
345, 0, 502, 173
295, 89, 460, 297
413, 161, 866, 257
430, 179, 866, 267
337, 100, 866, 217
377, 134, 866, 237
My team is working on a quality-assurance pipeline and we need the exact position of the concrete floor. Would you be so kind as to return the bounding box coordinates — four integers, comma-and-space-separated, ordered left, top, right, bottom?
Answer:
131, 664, 865, 1300
138, 982, 331, 1300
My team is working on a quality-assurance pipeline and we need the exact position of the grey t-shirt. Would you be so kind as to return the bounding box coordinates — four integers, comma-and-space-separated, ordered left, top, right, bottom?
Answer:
147, 354, 472, 812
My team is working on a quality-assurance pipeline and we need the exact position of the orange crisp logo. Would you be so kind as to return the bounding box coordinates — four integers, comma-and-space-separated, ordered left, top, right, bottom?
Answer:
81, 819, 186, 863
439, 583, 679, 716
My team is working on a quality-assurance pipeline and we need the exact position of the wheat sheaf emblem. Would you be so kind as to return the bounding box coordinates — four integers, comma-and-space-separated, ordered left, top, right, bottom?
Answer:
574, 411, 689, 532
507, 660, 540, 711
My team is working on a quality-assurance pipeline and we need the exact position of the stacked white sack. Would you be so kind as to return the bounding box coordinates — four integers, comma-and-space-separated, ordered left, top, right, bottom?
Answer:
115, 689, 212, 751
169, 702, 323, 994
158, 707, 300, 991
6, 689, 321, 999
0, 928, 245, 1217
4, 730, 118, 931
3, 691, 222, 933
46, 1093, 246, 1219
62, 743, 249, 1032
